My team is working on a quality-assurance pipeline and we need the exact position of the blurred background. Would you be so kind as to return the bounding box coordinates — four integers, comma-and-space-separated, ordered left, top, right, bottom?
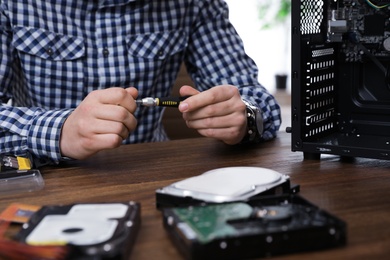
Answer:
225, 0, 291, 94
224, 0, 291, 131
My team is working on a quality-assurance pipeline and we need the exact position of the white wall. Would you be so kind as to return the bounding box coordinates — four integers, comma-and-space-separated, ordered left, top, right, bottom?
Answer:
224, 0, 291, 93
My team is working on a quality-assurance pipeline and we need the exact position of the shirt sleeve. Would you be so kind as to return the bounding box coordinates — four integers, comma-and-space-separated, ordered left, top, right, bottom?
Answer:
184, 0, 281, 140
0, 105, 72, 164
0, 3, 72, 165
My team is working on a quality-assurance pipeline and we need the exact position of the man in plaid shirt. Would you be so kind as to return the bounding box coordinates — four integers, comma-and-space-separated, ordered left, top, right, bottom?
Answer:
0, 0, 281, 166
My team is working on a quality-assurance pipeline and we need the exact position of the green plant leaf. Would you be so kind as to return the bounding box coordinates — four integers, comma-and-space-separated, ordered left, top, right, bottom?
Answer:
257, 0, 291, 29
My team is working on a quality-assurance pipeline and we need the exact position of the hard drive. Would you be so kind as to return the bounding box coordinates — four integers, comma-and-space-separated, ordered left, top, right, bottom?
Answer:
16, 202, 141, 260
156, 167, 298, 209
162, 194, 347, 259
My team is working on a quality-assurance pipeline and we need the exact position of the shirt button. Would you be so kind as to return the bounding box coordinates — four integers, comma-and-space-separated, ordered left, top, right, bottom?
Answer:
158, 50, 164, 57
46, 48, 53, 56
103, 48, 110, 57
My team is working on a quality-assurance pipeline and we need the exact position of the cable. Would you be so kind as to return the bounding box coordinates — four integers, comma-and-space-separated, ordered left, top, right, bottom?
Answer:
365, 0, 390, 9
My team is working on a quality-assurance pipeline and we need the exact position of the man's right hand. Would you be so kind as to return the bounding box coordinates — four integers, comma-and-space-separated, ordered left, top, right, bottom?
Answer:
60, 87, 138, 160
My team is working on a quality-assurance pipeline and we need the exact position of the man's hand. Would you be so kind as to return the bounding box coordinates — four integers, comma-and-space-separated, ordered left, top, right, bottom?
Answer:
178, 85, 247, 145
60, 87, 138, 159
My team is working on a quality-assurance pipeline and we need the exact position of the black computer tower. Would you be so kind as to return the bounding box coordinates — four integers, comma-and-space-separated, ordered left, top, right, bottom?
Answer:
291, 0, 390, 160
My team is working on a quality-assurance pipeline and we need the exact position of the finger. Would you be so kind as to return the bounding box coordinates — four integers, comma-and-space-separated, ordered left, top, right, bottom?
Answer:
179, 85, 238, 112
79, 118, 131, 140
92, 88, 137, 112
81, 133, 125, 155
100, 105, 137, 132
126, 87, 139, 99
81, 102, 136, 135
182, 101, 231, 121
197, 127, 244, 145
179, 85, 200, 96
92, 103, 128, 120
186, 112, 246, 130
182, 93, 245, 121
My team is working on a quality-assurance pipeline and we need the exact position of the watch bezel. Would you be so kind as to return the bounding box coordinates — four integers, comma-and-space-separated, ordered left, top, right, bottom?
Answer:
242, 100, 263, 143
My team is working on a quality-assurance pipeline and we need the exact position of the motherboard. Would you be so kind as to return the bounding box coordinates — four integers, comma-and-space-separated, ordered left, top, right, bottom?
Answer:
328, 0, 390, 62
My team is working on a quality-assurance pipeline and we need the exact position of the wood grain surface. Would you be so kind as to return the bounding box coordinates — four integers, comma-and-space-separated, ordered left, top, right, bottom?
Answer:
1, 132, 390, 259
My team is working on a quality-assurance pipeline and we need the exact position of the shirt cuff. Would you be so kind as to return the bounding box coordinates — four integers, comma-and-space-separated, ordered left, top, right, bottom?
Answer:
27, 109, 73, 164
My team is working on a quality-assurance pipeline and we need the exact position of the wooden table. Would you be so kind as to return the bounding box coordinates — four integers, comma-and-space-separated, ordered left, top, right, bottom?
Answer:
1, 132, 390, 259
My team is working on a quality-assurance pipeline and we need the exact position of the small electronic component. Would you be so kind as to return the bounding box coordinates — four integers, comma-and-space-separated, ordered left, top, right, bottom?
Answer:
327, 0, 390, 62
163, 195, 347, 259
0, 155, 32, 172
0, 155, 42, 195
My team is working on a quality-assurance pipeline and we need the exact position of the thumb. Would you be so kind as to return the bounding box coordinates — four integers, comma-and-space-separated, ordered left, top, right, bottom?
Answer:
178, 85, 199, 112
179, 85, 199, 97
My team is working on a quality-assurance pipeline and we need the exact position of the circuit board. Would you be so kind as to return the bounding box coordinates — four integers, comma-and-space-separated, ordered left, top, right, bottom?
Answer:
163, 195, 347, 259
328, 0, 390, 63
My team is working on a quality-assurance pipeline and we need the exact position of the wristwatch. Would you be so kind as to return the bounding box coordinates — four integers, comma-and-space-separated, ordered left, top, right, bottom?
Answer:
241, 100, 263, 143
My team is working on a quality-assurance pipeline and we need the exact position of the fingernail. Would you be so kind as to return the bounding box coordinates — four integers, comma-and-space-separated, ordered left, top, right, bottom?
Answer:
179, 102, 189, 112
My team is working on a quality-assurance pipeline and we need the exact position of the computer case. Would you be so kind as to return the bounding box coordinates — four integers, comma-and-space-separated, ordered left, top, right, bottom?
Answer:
291, 0, 390, 160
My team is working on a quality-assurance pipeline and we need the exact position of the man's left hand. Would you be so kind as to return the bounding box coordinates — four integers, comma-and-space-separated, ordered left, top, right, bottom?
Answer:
178, 85, 247, 145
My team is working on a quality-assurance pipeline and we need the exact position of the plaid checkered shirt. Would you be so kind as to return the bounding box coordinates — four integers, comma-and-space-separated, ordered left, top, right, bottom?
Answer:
0, 0, 281, 164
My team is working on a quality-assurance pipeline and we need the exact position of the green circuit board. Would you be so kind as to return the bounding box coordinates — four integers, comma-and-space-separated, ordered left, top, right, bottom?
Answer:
172, 203, 253, 244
